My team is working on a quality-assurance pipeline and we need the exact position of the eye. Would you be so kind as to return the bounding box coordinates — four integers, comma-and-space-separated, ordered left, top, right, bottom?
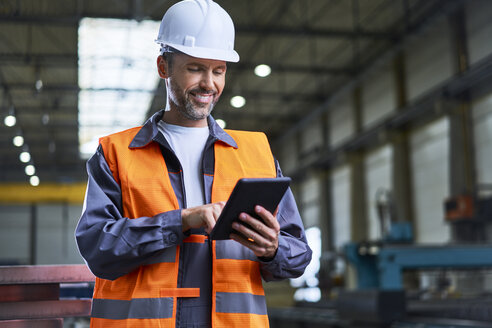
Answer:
214, 68, 226, 75
187, 66, 200, 72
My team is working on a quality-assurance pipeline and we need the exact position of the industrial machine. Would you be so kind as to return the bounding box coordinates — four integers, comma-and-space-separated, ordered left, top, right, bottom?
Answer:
269, 190, 492, 328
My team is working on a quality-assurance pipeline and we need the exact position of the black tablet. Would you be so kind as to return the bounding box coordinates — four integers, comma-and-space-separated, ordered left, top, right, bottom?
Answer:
209, 177, 291, 240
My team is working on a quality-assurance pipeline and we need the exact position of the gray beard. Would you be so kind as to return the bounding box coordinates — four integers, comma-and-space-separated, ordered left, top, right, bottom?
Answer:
167, 78, 217, 121
178, 99, 215, 121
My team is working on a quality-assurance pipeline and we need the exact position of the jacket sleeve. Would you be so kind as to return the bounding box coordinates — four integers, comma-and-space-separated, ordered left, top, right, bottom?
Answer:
259, 160, 313, 281
75, 145, 186, 280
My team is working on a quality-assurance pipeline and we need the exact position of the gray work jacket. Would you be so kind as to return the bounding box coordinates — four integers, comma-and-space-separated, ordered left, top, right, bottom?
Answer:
76, 110, 312, 327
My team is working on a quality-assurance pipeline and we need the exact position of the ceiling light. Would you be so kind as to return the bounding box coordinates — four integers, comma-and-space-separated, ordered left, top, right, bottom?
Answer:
25, 165, 36, 176
20, 151, 31, 163
30, 176, 40, 186
13, 135, 24, 147
4, 115, 16, 127
216, 119, 226, 129
230, 95, 246, 108
35, 79, 43, 92
254, 64, 271, 77
42, 113, 50, 125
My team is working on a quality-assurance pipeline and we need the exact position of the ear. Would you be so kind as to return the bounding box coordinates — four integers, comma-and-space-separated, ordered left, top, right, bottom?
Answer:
157, 56, 169, 79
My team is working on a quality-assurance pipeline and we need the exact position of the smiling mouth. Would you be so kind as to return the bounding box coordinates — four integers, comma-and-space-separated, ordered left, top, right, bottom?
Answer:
190, 88, 216, 104
190, 90, 216, 104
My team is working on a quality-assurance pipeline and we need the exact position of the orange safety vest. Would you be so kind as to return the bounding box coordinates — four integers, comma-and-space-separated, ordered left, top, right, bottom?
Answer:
91, 127, 276, 328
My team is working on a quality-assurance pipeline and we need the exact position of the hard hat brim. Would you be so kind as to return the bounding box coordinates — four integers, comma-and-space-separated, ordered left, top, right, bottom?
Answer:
161, 42, 239, 63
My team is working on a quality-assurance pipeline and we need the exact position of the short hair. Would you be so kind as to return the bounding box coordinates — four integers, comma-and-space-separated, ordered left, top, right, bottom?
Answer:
160, 46, 188, 72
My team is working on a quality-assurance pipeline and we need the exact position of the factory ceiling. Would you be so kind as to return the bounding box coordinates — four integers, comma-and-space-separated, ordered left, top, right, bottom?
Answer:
0, 0, 457, 183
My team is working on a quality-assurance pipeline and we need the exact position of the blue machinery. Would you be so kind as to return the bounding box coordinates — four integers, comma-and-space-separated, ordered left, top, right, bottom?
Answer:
269, 238, 492, 327
345, 242, 492, 290
270, 193, 492, 328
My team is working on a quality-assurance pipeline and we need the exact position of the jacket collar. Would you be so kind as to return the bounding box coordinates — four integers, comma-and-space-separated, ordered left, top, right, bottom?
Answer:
129, 109, 238, 149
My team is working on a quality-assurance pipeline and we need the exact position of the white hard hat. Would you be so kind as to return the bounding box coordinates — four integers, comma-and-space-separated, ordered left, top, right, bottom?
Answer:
155, 0, 239, 62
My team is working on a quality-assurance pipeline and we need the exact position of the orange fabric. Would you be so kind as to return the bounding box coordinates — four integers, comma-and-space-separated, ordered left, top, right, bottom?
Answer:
183, 234, 208, 243
212, 130, 276, 203
211, 240, 218, 326
93, 262, 176, 299
94, 129, 182, 328
94, 128, 276, 328
160, 287, 200, 298
211, 130, 275, 327
214, 259, 264, 295
91, 318, 174, 328
99, 128, 180, 218
214, 313, 269, 328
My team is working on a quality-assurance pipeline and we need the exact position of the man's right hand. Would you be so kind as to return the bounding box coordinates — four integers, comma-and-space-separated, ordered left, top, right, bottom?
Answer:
181, 201, 225, 234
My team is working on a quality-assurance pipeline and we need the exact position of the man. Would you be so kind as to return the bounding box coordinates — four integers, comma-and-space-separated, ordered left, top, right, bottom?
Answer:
75, 0, 312, 327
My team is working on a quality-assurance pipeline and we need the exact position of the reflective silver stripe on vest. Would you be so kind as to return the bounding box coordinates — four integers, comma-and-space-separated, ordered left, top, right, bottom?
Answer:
91, 297, 173, 319
215, 240, 257, 261
215, 292, 267, 315
143, 246, 176, 265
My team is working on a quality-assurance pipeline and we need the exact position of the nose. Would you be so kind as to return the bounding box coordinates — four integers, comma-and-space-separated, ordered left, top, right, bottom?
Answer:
199, 71, 214, 91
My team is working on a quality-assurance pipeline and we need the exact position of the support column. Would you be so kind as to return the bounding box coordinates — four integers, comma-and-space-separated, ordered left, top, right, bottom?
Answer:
349, 153, 368, 241
350, 87, 368, 242
62, 203, 69, 259
318, 169, 335, 297
448, 4, 479, 242
29, 204, 37, 265
319, 110, 335, 296
447, 4, 484, 294
391, 52, 415, 226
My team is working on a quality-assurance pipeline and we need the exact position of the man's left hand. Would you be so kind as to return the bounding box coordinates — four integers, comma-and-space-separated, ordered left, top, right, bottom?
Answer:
230, 205, 280, 259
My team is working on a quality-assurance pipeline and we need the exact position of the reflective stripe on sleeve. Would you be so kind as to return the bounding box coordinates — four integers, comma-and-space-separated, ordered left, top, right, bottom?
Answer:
215, 292, 267, 315
91, 297, 173, 319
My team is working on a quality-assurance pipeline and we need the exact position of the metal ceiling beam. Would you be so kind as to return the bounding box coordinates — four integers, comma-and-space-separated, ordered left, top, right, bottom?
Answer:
0, 14, 393, 40
231, 62, 355, 75
7, 84, 148, 93
6, 83, 329, 103
0, 54, 355, 76
0, 15, 81, 26
221, 89, 327, 102
235, 25, 394, 40
0, 54, 77, 67
8, 84, 79, 92
274, 0, 464, 148
285, 37, 492, 180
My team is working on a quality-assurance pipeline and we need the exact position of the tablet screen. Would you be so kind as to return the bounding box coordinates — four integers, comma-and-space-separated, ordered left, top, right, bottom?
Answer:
209, 177, 291, 240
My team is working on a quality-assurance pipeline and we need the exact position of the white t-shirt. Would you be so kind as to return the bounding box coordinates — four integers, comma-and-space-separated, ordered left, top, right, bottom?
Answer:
158, 121, 209, 208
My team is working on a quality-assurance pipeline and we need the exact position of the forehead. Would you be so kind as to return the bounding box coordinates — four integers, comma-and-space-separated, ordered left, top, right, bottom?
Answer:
173, 53, 227, 68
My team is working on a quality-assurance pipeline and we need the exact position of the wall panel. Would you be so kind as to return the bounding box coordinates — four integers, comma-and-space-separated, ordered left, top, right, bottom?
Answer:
362, 67, 396, 128
0, 205, 30, 264
329, 96, 354, 147
466, 0, 492, 65
364, 145, 393, 240
473, 93, 492, 185
300, 175, 321, 229
410, 118, 450, 243
406, 20, 454, 102
300, 120, 323, 154
331, 165, 351, 273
